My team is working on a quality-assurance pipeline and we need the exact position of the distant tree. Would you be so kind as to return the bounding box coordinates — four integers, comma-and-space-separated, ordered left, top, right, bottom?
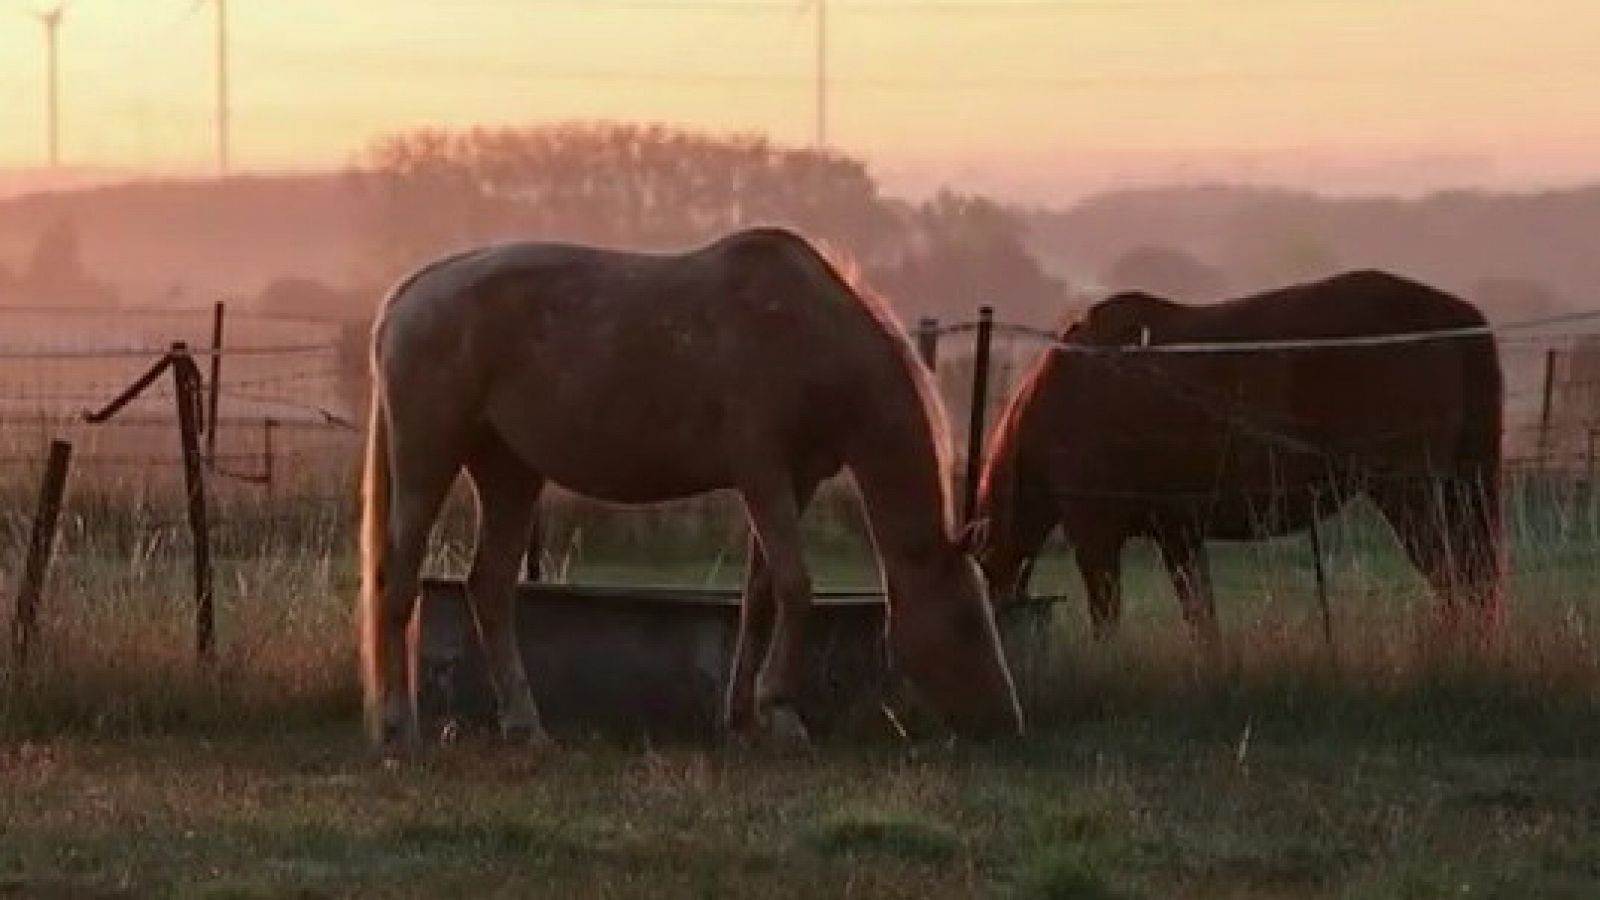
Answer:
17, 218, 116, 307
1468, 276, 1568, 324
28, 219, 85, 285
1102, 244, 1228, 302
355, 122, 902, 277
1218, 198, 1343, 289
870, 191, 1065, 324
253, 276, 374, 322
354, 123, 1066, 339
251, 276, 378, 418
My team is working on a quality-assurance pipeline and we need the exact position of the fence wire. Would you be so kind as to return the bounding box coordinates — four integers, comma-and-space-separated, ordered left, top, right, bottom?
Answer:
0, 307, 1599, 628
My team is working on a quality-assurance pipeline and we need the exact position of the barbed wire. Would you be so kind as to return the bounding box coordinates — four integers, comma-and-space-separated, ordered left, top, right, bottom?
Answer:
0, 343, 340, 361
935, 307, 1600, 354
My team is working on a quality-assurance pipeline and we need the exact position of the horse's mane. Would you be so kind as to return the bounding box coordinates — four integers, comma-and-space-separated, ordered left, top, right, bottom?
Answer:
803, 239, 958, 533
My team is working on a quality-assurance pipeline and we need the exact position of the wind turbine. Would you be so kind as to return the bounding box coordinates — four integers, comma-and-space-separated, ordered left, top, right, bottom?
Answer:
175, 0, 231, 173
800, 0, 828, 149
209, 0, 230, 173
32, 3, 69, 167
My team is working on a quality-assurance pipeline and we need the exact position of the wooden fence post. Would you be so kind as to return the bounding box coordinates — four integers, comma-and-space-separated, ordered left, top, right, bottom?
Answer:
962, 306, 995, 524
10, 440, 72, 669
915, 317, 940, 371
171, 342, 215, 663
1587, 427, 1597, 486
1306, 491, 1335, 659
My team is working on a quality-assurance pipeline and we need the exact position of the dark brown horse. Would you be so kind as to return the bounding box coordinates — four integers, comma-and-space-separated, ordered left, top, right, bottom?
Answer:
974, 270, 1503, 644
361, 227, 1022, 753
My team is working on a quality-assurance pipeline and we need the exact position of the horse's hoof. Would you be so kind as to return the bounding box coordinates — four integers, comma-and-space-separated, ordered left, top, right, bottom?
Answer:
723, 719, 761, 751
439, 719, 462, 747
377, 737, 419, 770
503, 722, 556, 750
375, 720, 422, 761
763, 704, 812, 749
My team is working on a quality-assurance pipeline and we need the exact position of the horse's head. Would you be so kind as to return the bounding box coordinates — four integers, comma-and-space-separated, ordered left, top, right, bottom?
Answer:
885, 543, 1024, 739
971, 355, 1063, 609
1070, 291, 1177, 347
971, 478, 1037, 609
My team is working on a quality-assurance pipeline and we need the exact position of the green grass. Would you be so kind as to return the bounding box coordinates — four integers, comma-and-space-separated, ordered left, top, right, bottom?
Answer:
2, 730, 1598, 898
809, 805, 963, 864
3, 477, 1600, 896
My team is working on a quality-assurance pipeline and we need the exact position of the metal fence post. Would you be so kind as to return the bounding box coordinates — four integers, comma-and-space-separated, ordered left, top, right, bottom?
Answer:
962, 306, 995, 523
207, 301, 225, 464
263, 416, 277, 503
915, 316, 940, 371
1538, 348, 1557, 469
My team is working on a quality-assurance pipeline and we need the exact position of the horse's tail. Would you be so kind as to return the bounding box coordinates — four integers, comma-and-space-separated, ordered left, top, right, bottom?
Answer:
358, 375, 390, 738
1457, 331, 1505, 607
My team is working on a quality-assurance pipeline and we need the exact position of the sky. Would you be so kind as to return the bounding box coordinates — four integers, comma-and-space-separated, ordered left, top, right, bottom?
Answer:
1, 0, 1598, 201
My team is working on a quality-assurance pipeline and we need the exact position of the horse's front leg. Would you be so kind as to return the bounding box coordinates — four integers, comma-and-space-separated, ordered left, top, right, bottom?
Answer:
1155, 525, 1221, 649
464, 440, 550, 746
725, 534, 775, 741
738, 475, 818, 745
1072, 532, 1125, 641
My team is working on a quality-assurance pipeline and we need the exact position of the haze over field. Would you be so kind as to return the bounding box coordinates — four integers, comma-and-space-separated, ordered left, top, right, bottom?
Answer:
2, 0, 1598, 330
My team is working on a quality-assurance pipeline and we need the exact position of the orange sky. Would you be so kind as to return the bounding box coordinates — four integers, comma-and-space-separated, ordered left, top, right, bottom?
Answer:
2, 0, 1597, 198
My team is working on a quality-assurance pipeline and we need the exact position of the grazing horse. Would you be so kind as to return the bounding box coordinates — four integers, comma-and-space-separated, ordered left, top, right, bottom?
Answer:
974, 270, 1503, 644
360, 227, 1023, 751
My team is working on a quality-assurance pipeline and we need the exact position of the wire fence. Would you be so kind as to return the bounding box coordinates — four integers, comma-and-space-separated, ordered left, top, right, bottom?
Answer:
4, 300, 1600, 662
1, 303, 1599, 515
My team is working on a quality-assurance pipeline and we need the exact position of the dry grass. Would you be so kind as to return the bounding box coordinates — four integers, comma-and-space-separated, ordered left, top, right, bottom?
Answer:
1, 476, 1599, 896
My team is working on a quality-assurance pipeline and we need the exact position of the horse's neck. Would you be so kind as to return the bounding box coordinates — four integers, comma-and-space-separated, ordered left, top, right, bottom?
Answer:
979, 382, 1058, 567
976, 363, 1033, 522
977, 424, 1021, 529
845, 406, 955, 579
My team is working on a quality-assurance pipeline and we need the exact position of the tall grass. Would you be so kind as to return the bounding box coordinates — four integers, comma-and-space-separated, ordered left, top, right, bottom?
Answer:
2, 469, 1598, 748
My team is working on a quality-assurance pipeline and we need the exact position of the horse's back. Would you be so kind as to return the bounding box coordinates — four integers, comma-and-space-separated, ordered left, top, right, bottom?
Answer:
370, 229, 899, 502
1134, 270, 1486, 343
1032, 271, 1500, 536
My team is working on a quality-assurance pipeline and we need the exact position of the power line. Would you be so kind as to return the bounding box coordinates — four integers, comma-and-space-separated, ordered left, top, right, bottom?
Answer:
224, 40, 1594, 93
515, 0, 1515, 11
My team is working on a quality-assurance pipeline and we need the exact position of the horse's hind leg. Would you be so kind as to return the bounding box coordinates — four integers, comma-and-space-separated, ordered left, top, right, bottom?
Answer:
377, 429, 462, 750
1372, 477, 1498, 637
464, 429, 549, 745
1155, 526, 1221, 649
1450, 474, 1504, 631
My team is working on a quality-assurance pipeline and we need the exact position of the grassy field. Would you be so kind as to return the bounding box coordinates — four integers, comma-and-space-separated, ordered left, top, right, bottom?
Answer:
3, 479, 1600, 898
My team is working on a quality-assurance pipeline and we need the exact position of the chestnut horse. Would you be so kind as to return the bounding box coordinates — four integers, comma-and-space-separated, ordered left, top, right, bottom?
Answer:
975, 271, 1503, 644
361, 227, 1022, 751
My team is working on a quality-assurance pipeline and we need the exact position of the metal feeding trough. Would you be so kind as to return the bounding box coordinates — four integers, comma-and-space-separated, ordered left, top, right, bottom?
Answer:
416, 579, 905, 743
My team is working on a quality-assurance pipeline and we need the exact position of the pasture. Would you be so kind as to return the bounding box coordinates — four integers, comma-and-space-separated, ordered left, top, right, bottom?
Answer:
3, 309, 1600, 897
4, 476, 1600, 898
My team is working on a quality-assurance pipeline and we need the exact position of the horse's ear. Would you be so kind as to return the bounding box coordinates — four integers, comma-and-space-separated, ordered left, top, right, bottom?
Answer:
958, 518, 991, 554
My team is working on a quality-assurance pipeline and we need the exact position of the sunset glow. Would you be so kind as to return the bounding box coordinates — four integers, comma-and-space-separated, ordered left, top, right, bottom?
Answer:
1, 0, 1598, 197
